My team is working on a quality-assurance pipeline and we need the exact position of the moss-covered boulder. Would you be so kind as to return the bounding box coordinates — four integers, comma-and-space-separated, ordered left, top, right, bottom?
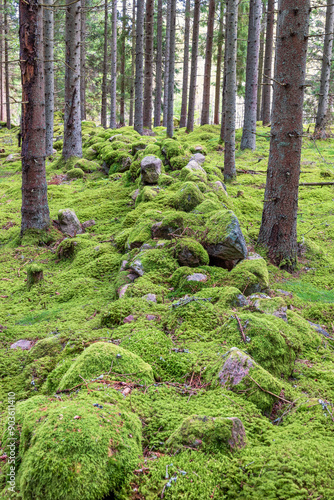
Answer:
162, 138, 184, 160
175, 237, 209, 267
227, 256, 269, 295
140, 156, 162, 184
67, 168, 84, 179
73, 158, 98, 173
58, 209, 83, 237
180, 161, 208, 183
169, 154, 191, 170
58, 342, 154, 390
166, 415, 246, 453
16, 397, 142, 500
174, 182, 205, 212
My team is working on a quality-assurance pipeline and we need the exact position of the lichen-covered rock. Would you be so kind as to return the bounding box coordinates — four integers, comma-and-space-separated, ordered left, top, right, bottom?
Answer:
58, 342, 154, 390
166, 415, 246, 453
174, 237, 209, 267
58, 209, 83, 237
140, 156, 162, 184
204, 210, 247, 265
16, 397, 142, 500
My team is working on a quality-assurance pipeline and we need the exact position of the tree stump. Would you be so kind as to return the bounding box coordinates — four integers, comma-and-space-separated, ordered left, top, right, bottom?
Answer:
27, 264, 43, 289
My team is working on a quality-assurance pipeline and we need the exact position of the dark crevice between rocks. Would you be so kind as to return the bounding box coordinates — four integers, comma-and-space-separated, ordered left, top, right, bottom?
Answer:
102, 492, 116, 500
208, 254, 239, 271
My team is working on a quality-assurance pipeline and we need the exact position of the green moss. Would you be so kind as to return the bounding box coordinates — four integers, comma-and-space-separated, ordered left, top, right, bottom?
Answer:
53, 139, 63, 151
67, 168, 84, 179
175, 237, 209, 267
162, 138, 185, 159
27, 263, 44, 289
169, 154, 191, 170
228, 258, 269, 295
73, 158, 98, 173
174, 182, 205, 212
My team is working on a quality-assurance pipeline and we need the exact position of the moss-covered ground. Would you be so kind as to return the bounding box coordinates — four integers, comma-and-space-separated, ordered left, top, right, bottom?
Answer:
1, 120, 334, 499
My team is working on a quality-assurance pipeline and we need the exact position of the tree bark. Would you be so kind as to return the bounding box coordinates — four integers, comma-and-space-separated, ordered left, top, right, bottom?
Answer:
110, 0, 117, 129
101, 0, 108, 128
166, 0, 176, 138
80, 0, 86, 121
257, 3, 265, 122
186, 0, 200, 133
220, 8, 228, 140
143, 0, 154, 128
134, 0, 144, 135
214, 0, 224, 125
223, 0, 238, 181
240, 0, 262, 150
0, 0, 4, 122
179, 0, 190, 128
262, 0, 274, 126
153, 0, 163, 127
129, 0, 136, 126
163, 0, 171, 127
314, 0, 334, 138
44, 0, 54, 156
257, 0, 310, 270
63, 0, 82, 159
201, 0, 216, 125
20, 0, 50, 233
120, 0, 126, 126
4, 0, 10, 129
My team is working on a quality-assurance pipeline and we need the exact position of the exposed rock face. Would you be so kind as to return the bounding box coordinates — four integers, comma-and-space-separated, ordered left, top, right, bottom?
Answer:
143, 293, 157, 303
190, 153, 206, 164
175, 238, 209, 267
218, 348, 253, 388
10, 339, 33, 350
308, 321, 331, 338
186, 273, 207, 282
140, 156, 162, 185
58, 209, 83, 237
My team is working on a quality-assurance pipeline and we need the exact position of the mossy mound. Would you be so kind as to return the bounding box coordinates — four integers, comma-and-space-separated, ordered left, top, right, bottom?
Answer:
67, 168, 84, 179
58, 342, 154, 390
174, 182, 205, 212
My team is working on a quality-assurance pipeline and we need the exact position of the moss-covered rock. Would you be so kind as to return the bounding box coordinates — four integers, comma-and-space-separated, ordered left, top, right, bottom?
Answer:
73, 158, 98, 173
67, 168, 84, 179
174, 182, 205, 212
175, 237, 209, 267
58, 342, 154, 390
180, 161, 208, 183
162, 138, 185, 159
169, 154, 191, 170
228, 256, 269, 295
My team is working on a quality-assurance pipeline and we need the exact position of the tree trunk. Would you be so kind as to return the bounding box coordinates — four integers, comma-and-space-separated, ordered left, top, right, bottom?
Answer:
110, 0, 117, 129
153, 0, 163, 127
179, 0, 190, 128
256, 3, 265, 122
220, 9, 228, 140
240, 0, 262, 150
44, 0, 54, 157
20, 0, 50, 233
257, 0, 310, 270
201, 0, 216, 125
0, 0, 4, 122
223, 0, 238, 181
134, 0, 144, 135
129, 0, 136, 126
314, 0, 334, 138
166, 0, 176, 138
4, 0, 10, 129
262, 0, 274, 126
163, 0, 171, 127
120, 0, 126, 126
214, 0, 224, 125
63, 0, 82, 159
80, 0, 86, 121
143, 0, 154, 128
186, 0, 200, 133
101, 0, 108, 128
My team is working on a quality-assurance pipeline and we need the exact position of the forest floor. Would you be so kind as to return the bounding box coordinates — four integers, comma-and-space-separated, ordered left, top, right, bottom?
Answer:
0, 120, 334, 499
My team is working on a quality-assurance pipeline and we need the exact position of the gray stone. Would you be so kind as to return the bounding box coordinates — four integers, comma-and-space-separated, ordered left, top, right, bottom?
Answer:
218, 348, 253, 388
131, 189, 140, 201
190, 153, 206, 165
58, 209, 83, 237
308, 321, 331, 338
146, 314, 157, 321
235, 294, 248, 308
143, 293, 157, 303
10, 339, 33, 351
118, 284, 129, 298
129, 259, 145, 277
120, 260, 128, 271
124, 315, 135, 323
81, 219, 96, 230
186, 273, 207, 282
214, 181, 228, 195
140, 156, 162, 185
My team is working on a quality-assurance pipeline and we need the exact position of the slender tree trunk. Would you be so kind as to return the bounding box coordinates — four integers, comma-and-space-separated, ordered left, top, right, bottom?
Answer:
143, 0, 154, 128
134, 0, 144, 135
220, 9, 228, 140
63, 0, 82, 159
80, 0, 86, 121
201, 0, 216, 125
110, 0, 117, 129
101, 0, 108, 128
257, 0, 310, 270
129, 0, 136, 126
166, 0, 176, 137
223, 0, 238, 181
44, 0, 54, 156
154, 0, 163, 127
4, 0, 10, 129
20, 0, 50, 233
120, 0, 126, 126
314, 0, 334, 138
163, 0, 171, 127
257, 3, 265, 122
214, 0, 224, 125
0, 0, 4, 122
262, 0, 274, 126
179, 0, 191, 128
240, 0, 262, 150
186, 0, 200, 133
